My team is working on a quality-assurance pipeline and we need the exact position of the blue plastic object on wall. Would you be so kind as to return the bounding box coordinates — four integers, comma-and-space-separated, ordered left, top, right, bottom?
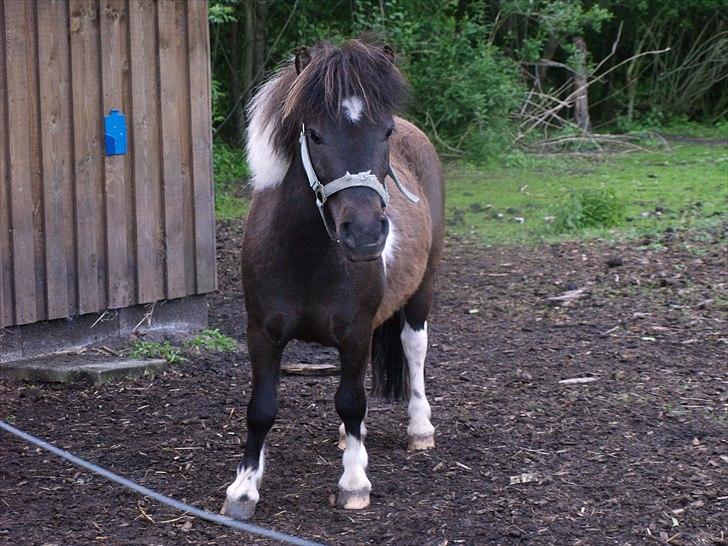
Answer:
104, 109, 127, 156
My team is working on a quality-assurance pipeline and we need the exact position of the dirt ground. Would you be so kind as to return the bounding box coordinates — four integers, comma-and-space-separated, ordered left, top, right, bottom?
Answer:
1, 220, 727, 546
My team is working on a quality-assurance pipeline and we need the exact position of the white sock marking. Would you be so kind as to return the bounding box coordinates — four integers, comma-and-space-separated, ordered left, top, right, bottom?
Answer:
382, 219, 398, 276
226, 447, 265, 504
339, 421, 367, 439
338, 434, 371, 492
341, 96, 364, 123
402, 321, 435, 439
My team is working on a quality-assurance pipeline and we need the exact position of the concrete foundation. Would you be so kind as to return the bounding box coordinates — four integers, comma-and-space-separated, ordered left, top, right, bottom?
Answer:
0, 295, 208, 364
0, 356, 168, 383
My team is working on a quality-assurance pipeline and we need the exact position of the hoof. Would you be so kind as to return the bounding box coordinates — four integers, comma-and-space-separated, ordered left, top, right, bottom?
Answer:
408, 434, 435, 451
336, 487, 371, 510
220, 497, 257, 521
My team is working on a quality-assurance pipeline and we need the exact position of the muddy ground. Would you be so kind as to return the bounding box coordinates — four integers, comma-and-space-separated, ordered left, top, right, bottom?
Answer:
1, 221, 727, 546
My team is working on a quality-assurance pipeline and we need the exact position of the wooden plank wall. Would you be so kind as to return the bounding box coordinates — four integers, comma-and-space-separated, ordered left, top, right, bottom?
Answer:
0, 0, 216, 329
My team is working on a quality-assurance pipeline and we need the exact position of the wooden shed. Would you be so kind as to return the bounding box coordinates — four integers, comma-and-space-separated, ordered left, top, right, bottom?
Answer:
0, 0, 216, 360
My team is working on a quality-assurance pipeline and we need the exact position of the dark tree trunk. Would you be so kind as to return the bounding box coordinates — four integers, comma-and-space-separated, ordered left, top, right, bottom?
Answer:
454, 0, 469, 34
239, 1, 255, 143
573, 36, 591, 132
252, 0, 267, 81
538, 35, 558, 87
236, 0, 267, 144
226, 19, 245, 144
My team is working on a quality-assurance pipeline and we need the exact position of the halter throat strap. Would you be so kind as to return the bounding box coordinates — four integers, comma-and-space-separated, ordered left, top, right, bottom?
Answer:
299, 124, 420, 242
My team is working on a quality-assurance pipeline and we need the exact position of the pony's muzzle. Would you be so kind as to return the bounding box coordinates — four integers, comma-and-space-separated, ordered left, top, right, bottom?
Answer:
339, 214, 389, 261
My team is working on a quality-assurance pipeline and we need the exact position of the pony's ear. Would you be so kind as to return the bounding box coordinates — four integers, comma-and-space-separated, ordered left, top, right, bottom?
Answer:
382, 44, 396, 64
294, 47, 311, 74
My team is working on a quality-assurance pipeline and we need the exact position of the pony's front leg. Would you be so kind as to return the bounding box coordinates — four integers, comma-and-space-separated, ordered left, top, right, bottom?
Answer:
338, 419, 366, 450
221, 326, 283, 520
335, 334, 371, 509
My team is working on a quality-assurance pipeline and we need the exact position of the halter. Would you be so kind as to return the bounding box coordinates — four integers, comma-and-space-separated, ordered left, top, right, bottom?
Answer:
299, 124, 420, 242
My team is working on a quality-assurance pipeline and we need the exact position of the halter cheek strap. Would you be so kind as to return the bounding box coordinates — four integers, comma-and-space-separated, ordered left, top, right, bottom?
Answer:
299, 124, 420, 242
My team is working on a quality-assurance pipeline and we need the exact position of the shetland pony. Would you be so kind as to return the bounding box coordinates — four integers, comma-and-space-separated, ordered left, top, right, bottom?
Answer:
221, 40, 444, 519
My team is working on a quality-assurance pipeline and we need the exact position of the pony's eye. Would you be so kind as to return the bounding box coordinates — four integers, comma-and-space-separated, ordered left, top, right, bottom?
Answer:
309, 130, 322, 145
385, 126, 394, 140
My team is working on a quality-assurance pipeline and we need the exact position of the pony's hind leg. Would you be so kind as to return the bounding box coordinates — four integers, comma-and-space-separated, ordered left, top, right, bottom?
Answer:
335, 331, 371, 509
403, 288, 436, 451
221, 326, 283, 520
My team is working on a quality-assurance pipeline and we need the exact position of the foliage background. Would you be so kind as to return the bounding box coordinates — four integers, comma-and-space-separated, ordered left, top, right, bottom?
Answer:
209, 0, 726, 162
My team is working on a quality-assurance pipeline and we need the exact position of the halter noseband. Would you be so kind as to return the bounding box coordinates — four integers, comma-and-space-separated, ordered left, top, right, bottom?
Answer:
299, 124, 420, 242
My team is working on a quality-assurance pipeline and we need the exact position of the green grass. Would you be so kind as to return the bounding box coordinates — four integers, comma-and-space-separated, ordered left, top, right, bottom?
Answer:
213, 141, 249, 221
215, 190, 248, 221
129, 340, 187, 364
128, 329, 237, 364
184, 328, 237, 352
212, 137, 727, 244
446, 142, 727, 245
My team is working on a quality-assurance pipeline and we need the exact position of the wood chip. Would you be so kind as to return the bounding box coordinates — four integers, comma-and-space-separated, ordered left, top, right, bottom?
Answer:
281, 363, 339, 376
559, 377, 598, 385
510, 472, 539, 485
546, 288, 588, 307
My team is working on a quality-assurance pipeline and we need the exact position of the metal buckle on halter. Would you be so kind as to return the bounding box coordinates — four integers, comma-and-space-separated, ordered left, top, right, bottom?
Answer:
314, 184, 327, 206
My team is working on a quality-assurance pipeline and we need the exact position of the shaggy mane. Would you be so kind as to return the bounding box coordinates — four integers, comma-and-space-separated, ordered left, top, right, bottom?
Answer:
246, 40, 409, 191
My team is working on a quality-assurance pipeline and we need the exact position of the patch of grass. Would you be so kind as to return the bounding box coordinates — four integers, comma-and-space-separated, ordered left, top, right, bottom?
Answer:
128, 330, 237, 364
184, 328, 237, 352
552, 187, 625, 232
446, 142, 728, 245
215, 191, 248, 221
214, 141, 249, 221
129, 341, 187, 364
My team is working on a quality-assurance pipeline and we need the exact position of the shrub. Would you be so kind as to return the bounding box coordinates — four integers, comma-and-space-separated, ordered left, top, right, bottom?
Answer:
184, 328, 237, 352
213, 141, 249, 220
553, 187, 625, 232
213, 141, 249, 185
371, 6, 525, 161
129, 341, 187, 364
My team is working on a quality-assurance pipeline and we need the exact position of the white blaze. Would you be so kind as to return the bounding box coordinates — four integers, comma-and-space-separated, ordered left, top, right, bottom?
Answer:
341, 96, 364, 123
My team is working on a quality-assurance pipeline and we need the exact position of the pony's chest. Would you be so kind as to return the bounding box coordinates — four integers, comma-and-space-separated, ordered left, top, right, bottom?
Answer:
244, 254, 385, 344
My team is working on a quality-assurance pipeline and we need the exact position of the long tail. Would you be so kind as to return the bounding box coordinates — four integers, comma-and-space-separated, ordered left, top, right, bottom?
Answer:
371, 310, 409, 400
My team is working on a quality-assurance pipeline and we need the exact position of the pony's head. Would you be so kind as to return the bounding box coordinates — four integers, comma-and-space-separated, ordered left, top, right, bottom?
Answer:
247, 40, 409, 261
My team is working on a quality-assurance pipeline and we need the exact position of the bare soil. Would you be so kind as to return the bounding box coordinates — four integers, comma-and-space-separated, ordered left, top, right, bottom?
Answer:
1, 221, 727, 546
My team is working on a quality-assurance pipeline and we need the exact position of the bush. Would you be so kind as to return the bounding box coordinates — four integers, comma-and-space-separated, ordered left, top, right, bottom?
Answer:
213, 141, 249, 184
129, 341, 186, 364
184, 328, 237, 352
359, 3, 525, 160
405, 33, 523, 159
213, 141, 249, 220
553, 187, 625, 232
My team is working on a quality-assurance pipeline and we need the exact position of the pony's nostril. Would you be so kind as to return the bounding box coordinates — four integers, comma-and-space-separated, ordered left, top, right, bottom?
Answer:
340, 221, 356, 245
379, 216, 389, 236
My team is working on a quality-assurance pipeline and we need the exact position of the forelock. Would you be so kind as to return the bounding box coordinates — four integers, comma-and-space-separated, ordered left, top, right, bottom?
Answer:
246, 39, 409, 190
